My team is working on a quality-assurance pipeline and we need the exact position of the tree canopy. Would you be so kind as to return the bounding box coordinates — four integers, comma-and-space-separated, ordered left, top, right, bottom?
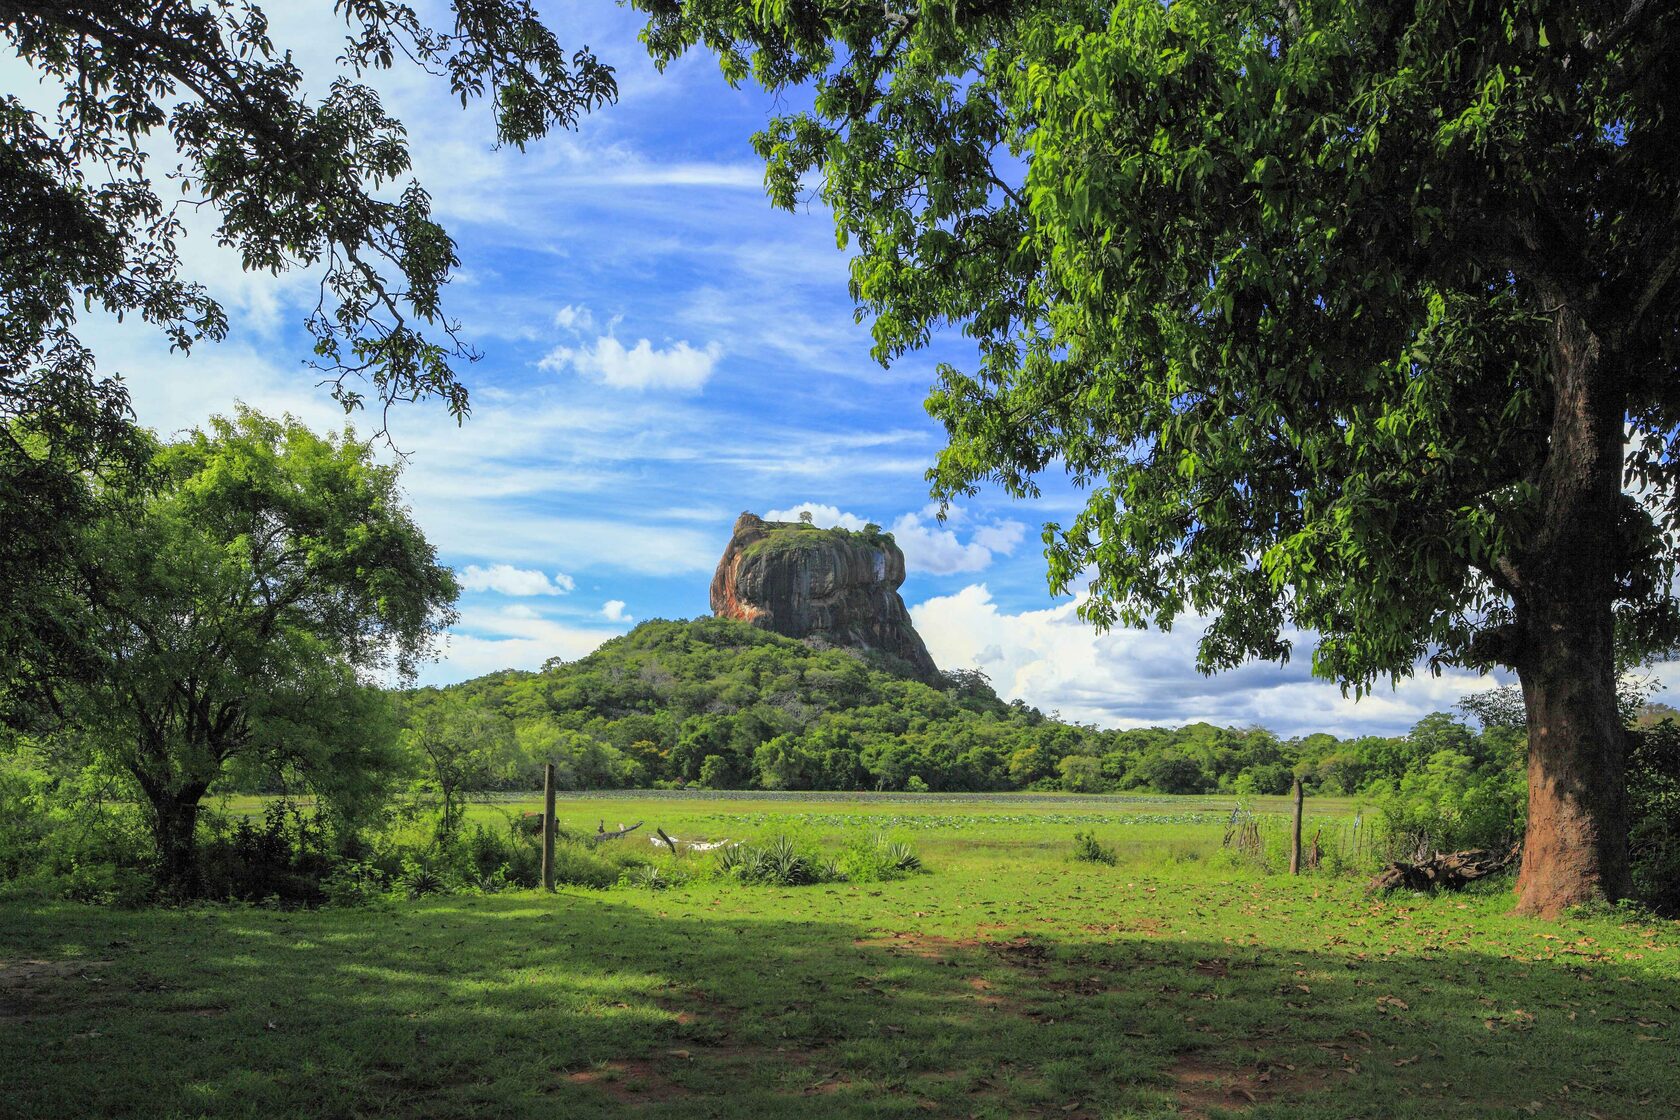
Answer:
635, 0, 1680, 913
1, 1, 614, 723
59, 409, 457, 894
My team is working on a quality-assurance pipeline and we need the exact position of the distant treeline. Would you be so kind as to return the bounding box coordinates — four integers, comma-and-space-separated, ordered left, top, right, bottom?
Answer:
402, 617, 1520, 802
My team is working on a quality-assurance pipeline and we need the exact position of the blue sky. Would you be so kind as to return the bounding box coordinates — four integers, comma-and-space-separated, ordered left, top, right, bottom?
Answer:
32, 2, 1532, 736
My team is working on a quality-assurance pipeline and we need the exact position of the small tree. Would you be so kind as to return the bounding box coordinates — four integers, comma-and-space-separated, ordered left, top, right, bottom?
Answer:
403, 697, 515, 838
64, 409, 457, 895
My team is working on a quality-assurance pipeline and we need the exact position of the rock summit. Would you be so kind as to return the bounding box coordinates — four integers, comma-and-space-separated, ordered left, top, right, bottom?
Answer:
710, 512, 940, 682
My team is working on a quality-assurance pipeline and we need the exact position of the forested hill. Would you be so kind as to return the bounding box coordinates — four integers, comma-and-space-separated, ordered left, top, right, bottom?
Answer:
426, 616, 1060, 791
410, 616, 1519, 802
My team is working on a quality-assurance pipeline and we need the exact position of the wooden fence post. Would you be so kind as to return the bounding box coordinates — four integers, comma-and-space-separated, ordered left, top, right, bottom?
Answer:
1289, 778, 1304, 875
541, 762, 556, 892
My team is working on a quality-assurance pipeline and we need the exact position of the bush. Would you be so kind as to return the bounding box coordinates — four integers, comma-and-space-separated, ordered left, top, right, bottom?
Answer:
1366, 749, 1524, 861
463, 821, 544, 888
199, 801, 339, 905
1630, 720, 1680, 915
0, 745, 154, 903
837, 834, 924, 882
1071, 831, 1117, 866
715, 833, 835, 885
546, 841, 633, 889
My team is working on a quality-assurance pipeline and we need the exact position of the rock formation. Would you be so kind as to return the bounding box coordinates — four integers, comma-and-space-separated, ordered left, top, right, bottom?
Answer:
711, 512, 940, 682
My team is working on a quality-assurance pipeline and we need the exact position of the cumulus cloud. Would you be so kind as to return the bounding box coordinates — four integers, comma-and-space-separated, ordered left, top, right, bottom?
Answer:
540, 335, 722, 392
911, 584, 1504, 737
764, 502, 870, 530
457, 564, 575, 596
890, 509, 1030, 576
553, 304, 594, 333
602, 599, 633, 623
972, 520, 1028, 555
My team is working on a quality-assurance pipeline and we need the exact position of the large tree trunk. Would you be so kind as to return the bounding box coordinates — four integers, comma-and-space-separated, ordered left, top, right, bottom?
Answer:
1514, 603, 1631, 915
1510, 303, 1632, 916
148, 789, 206, 900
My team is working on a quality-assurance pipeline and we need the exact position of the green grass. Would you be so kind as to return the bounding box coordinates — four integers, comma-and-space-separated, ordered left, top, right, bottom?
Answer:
3, 792, 1676, 1118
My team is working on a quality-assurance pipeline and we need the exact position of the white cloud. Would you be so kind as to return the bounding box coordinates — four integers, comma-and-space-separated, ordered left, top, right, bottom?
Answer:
457, 564, 575, 596
911, 584, 1504, 737
890, 510, 1030, 575
540, 335, 722, 392
972, 520, 1028, 555
553, 304, 594, 333
764, 503, 870, 530
602, 599, 633, 623
599, 162, 764, 189
423, 605, 623, 682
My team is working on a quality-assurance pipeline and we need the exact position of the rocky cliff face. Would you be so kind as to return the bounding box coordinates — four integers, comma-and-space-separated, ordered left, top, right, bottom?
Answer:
711, 512, 940, 682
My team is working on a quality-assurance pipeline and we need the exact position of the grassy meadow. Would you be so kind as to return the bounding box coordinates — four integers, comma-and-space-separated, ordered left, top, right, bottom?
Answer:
3, 792, 1677, 1119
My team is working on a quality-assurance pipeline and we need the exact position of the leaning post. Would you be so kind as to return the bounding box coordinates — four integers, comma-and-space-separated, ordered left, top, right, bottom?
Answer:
1289, 778, 1304, 875
542, 762, 556, 892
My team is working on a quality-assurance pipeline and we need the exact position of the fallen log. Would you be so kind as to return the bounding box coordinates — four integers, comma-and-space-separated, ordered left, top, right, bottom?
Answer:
647, 831, 735, 853
590, 820, 643, 845
1367, 844, 1518, 893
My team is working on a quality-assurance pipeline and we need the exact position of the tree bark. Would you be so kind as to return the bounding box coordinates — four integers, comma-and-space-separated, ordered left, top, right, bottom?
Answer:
1509, 302, 1632, 916
148, 789, 206, 899
1515, 619, 1630, 915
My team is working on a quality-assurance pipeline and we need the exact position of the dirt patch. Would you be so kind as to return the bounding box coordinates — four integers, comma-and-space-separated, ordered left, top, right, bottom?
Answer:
802, 1075, 855, 1095
562, 1059, 692, 1103
985, 935, 1050, 974
964, 975, 1014, 1011
853, 933, 981, 959
1082, 918, 1169, 939
0, 959, 113, 1021
1170, 1051, 1344, 1118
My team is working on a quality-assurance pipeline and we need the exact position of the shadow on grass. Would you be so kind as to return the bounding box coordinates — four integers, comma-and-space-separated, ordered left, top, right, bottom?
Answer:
1, 891, 1675, 1119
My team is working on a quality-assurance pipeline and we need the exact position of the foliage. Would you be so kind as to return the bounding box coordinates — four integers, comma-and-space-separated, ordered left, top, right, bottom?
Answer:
741, 519, 896, 562
1070, 830, 1117, 866
33, 409, 456, 895
714, 833, 835, 886
1, 3, 614, 721
400, 695, 517, 837
635, 0, 1680, 911
837, 833, 924, 882
710, 830, 922, 887
1627, 720, 1680, 915
198, 800, 338, 905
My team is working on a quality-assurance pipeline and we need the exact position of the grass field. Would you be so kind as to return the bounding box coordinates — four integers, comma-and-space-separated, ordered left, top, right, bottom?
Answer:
3, 792, 1676, 1118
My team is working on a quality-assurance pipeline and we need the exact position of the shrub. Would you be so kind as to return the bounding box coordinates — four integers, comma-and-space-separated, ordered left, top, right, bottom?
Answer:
714, 833, 835, 885
199, 801, 339, 905
462, 821, 544, 888
1071, 831, 1117, 865
0, 745, 154, 903
546, 841, 632, 889
837, 834, 924, 882
1630, 720, 1680, 915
